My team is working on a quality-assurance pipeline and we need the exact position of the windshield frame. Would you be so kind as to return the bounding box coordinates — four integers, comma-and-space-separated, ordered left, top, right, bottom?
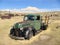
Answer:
24, 15, 35, 21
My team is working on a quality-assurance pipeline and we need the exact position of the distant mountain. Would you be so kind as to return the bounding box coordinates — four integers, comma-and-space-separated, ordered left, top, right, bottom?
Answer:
0, 6, 60, 13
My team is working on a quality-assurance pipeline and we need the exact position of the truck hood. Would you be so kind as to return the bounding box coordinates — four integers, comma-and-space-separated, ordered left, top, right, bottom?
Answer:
14, 21, 31, 29
18, 21, 31, 24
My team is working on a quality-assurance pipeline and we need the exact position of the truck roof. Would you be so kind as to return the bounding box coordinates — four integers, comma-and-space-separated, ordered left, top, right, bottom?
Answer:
25, 14, 41, 16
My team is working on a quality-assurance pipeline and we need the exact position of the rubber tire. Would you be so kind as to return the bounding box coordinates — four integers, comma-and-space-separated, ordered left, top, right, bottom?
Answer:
10, 28, 15, 35
24, 30, 33, 40
10, 28, 17, 36
41, 25, 47, 30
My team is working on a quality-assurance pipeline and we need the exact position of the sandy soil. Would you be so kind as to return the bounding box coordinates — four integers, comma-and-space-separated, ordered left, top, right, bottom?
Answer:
0, 16, 60, 45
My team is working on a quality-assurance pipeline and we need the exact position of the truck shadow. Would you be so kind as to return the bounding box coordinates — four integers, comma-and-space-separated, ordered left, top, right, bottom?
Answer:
9, 30, 46, 40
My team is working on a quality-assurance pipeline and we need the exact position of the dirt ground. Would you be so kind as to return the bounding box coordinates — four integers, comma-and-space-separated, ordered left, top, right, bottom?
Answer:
0, 16, 60, 45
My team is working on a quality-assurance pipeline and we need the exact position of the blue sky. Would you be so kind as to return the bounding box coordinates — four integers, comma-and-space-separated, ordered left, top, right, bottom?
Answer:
0, 0, 60, 9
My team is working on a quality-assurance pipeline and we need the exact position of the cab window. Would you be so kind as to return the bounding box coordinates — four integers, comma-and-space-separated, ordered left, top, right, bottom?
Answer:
24, 15, 34, 21
28, 15, 34, 20
36, 16, 40, 20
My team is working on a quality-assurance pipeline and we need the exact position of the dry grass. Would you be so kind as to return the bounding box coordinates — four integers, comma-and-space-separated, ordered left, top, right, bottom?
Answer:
0, 15, 60, 45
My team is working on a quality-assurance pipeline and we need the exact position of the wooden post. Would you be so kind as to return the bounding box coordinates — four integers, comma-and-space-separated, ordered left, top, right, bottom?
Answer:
45, 15, 49, 25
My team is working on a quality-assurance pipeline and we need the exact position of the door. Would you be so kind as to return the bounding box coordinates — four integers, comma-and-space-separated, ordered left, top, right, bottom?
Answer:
33, 16, 41, 30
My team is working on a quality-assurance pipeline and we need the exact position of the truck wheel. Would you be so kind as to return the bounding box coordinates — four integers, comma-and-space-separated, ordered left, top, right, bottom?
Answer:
10, 28, 15, 35
32, 28, 36, 36
24, 30, 33, 40
10, 27, 16, 36
41, 23, 48, 30
41, 25, 47, 30
9, 28, 15, 39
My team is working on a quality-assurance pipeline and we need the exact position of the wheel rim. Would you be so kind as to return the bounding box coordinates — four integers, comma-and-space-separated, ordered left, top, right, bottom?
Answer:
28, 31, 33, 39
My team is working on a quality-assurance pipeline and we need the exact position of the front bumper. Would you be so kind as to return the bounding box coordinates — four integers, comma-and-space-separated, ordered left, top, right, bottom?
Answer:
9, 28, 25, 40
9, 35, 24, 40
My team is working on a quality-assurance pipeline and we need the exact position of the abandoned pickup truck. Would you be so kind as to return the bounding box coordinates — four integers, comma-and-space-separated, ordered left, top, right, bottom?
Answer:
9, 14, 48, 40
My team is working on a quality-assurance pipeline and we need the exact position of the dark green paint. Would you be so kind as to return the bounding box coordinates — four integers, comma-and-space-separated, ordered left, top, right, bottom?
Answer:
13, 14, 42, 30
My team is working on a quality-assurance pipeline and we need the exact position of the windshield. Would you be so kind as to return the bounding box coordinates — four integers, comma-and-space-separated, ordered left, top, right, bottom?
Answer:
24, 15, 35, 21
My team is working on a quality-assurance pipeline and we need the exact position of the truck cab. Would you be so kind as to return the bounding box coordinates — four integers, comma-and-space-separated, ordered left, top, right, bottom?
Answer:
23, 14, 42, 30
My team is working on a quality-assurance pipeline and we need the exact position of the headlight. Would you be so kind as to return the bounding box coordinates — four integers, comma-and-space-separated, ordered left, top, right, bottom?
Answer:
20, 27, 23, 30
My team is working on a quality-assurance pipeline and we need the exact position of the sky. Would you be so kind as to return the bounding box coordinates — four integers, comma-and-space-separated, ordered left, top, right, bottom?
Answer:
0, 0, 60, 10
